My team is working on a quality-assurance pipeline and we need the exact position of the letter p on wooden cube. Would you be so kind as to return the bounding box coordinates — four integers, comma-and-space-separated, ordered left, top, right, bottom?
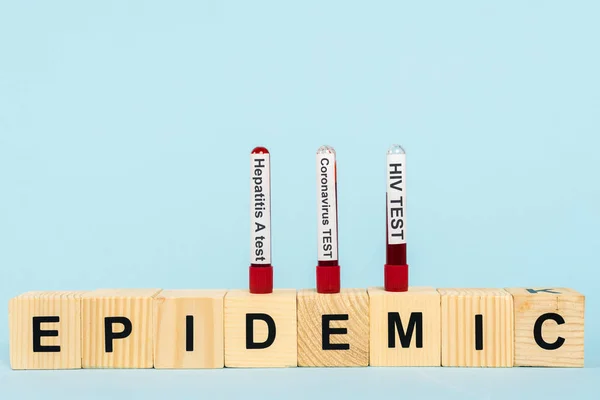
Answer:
9, 291, 85, 370
506, 287, 584, 367
82, 289, 161, 368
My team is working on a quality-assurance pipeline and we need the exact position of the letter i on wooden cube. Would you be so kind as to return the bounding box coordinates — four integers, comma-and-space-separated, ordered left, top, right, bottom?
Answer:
82, 289, 162, 368
297, 289, 369, 367
439, 288, 514, 367
154, 289, 226, 369
9, 291, 85, 370
224, 289, 297, 367
368, 287, 440, 366
505, 287, 584, 367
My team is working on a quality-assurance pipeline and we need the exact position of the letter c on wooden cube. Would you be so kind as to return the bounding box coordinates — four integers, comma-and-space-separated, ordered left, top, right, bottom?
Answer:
505, 287, 584, 367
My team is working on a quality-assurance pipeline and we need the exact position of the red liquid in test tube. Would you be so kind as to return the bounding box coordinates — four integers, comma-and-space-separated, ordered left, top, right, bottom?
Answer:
315, 145, 341, 294
249, 146, 273, 294
384, 144, 408, 292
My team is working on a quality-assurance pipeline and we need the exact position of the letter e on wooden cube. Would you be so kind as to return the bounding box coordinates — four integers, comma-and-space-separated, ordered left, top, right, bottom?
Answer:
297, 288, 369, 367
9, 291, 85, 370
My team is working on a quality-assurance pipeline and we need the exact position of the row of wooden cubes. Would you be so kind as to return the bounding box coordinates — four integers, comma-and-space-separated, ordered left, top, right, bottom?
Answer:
9, 287, 584, 369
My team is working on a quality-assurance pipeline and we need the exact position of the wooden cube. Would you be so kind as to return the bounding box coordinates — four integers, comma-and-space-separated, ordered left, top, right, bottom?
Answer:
153, 289, 225, 369
297, 288, 369, 367
224, 289, 297, 367
9, 291, 85, 370
438, 288, 513, 367
505, 287, 584, 367
82, 288, 161, 368
368, 287, 440, 366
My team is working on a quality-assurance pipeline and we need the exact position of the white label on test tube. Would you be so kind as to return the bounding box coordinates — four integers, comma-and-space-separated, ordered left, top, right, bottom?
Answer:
316, 152, 338, 261
250, 153, 271, 264
387, 153, 406, 244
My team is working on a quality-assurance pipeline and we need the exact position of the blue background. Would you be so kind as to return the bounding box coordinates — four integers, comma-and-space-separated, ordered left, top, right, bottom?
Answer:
1, 1, 599, 398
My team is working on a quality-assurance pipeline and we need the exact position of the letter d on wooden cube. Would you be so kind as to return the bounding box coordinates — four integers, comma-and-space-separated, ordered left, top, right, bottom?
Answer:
224, 289, 297, 367
368, 287, 440, 366
9, 291, 85, 369
506, 287, 584, 367
82, 289, 161, 368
